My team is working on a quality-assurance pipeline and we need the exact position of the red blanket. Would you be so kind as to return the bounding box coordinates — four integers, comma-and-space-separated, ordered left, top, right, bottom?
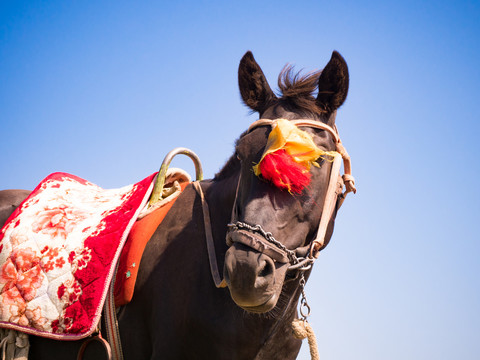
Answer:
0, 172, 155, 340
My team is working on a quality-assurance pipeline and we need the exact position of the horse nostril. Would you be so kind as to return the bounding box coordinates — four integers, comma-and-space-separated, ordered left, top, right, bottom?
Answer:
257, 257, 274, 279
254, 257, 275, 289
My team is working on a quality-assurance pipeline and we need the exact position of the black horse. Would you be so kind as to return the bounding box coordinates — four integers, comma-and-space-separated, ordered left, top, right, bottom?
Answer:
0, 50, 351, 359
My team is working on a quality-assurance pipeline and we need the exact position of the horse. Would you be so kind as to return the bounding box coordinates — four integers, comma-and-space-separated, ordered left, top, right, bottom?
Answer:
0, 50, 352, 359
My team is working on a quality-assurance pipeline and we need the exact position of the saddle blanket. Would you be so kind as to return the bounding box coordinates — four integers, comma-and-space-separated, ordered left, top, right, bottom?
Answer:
0, 172, 155, 340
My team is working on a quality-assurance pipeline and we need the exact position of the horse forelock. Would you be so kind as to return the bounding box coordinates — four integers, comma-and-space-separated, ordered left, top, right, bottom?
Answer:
276, 65, 325, 115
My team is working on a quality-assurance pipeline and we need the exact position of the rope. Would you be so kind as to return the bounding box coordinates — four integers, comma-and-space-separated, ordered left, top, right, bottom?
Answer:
291, 319, 320, 360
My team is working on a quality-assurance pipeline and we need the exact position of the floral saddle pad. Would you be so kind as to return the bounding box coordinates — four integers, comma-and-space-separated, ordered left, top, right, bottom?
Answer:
0, 172, 155, 340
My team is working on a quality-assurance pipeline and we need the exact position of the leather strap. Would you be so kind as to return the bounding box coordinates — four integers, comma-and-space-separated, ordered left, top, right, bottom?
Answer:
192, 181, 227, 288
248, 118, 340, 143
226, 229, 290, 263
104, 262, 124, 360
310, 153, 343, 256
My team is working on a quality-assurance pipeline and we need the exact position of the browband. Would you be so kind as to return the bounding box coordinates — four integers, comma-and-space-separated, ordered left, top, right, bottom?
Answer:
248, 118, 340, 143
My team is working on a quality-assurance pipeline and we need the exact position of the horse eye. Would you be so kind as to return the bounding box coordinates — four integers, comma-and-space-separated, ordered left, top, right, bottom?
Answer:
316, 158, 325, 166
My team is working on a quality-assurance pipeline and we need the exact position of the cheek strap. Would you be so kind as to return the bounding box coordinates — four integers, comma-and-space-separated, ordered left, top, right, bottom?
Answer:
310, 153, 343, 257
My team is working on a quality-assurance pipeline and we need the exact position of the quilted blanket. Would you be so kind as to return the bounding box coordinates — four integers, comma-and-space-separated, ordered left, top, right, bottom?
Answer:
0, 172, 155, 340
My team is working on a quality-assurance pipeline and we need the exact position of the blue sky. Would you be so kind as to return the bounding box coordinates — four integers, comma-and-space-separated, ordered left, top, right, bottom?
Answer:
1, 1, 479, 359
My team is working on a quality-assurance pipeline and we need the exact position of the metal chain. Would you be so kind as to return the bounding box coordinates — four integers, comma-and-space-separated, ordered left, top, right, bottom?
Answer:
298, 273, 311, 322
228, 221, 298, 264
228, 221, 316, 271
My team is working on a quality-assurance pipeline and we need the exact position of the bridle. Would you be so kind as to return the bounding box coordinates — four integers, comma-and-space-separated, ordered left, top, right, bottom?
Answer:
226, 117, 356, 270
193, 116, 355, 287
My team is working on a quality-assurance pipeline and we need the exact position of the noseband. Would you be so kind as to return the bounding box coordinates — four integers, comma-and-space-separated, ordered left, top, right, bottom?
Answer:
228, 118, 356, 269
227, 221, 314, 271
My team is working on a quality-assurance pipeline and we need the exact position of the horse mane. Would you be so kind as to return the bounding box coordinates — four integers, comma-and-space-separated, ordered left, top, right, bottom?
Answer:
215, 67, 324, 181
276, 65, 324, 115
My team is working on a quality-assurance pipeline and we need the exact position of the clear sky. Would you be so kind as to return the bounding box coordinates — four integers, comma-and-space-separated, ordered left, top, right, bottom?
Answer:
1, 1, 479, 359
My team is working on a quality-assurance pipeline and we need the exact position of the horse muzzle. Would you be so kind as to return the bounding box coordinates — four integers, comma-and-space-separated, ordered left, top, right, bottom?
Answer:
224, 231, 289, 312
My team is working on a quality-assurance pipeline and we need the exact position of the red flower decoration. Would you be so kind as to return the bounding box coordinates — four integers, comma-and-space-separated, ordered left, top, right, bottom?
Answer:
257, 149, 311, 194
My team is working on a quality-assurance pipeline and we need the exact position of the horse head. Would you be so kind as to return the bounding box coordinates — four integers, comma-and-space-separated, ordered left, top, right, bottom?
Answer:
223, 51, 350, 313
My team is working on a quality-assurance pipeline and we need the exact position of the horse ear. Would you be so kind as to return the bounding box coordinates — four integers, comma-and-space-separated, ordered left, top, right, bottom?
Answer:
238, 51, 277, 113
316, 51, 349, 112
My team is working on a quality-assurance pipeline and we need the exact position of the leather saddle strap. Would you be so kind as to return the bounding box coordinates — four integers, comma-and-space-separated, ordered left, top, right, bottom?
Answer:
104, 261, 124, 360
192, 181, 227, 288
